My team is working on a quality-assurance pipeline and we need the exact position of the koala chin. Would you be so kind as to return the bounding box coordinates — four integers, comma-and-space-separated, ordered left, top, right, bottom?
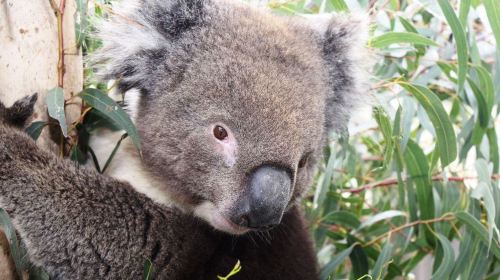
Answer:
1, 0, 371, 278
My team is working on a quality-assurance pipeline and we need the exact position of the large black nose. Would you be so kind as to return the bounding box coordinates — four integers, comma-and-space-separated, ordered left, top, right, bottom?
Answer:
231, 165, 292, 230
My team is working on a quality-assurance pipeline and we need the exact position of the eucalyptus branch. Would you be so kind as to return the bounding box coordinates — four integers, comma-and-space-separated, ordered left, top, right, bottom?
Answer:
49, 0, 66, 88
345, 174, 500, 194
363, 214, 456, 247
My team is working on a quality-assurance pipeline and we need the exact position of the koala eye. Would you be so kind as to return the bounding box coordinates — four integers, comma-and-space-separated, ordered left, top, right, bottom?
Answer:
298, 153, 311, 169
213, 125, 228, 140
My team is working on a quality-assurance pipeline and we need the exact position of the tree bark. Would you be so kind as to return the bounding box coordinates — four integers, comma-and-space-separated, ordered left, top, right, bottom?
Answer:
0, 0, 82, 278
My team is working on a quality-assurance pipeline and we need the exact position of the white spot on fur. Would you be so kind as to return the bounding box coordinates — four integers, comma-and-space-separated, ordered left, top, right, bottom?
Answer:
123, 88, 141, 122
88, 129, 174, 207
194, 201, 249, 235
303, 12, 374, 130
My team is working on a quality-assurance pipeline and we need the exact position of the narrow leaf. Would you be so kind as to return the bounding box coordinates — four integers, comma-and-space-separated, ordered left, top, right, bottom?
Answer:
370, 32, 438, 49
328, 0, 348, 11
459, 0, 471, 25
404, 140, 434, 223
484, 0, 500, 54
0, 209, 25, 279
430, 234, 455, 280
25, 121, 46, 140
323, 211, 361, 229
46, 87, 67, 136
437, 0, 468, 93
79, 88, 141, 152
358, 210, 406, 230
456, 211, 500, 259
371, 241, 393, 280
399, 83, 457, 167
320, 245, 355, 280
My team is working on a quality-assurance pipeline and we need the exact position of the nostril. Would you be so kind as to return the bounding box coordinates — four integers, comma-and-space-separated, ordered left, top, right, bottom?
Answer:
234, 213, 250, 227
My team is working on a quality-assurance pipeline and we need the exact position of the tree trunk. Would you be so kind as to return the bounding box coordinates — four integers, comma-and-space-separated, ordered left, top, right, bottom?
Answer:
0, 0, 82, 278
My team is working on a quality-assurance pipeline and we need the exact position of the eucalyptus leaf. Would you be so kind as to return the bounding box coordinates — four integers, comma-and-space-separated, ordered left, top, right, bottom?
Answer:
437, 0, 468, 93
25, 121, 47, 141
430, 234, 455, 280
46, 87, 67, 137
370, 32, 438, 49
399, 83, 457, 167
79, 88, 141, 152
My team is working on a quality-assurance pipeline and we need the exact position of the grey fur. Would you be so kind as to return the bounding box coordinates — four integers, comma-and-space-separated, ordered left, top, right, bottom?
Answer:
0, 97, 317, 279
1, 0, 371, 278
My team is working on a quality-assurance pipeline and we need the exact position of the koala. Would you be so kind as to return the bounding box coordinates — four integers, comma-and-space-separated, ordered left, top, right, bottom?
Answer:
0, 96, 319, 279
0, 0, 370, 279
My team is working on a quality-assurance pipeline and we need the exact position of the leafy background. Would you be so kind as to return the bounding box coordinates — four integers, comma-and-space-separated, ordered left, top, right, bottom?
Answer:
1, 0, 499, 279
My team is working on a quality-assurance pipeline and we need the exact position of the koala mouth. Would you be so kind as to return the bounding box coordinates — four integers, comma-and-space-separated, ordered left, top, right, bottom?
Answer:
194, 201, 250, 235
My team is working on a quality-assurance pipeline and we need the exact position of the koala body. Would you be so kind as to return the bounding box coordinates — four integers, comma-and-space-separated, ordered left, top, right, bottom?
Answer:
1, 95, 317, 279
0, 0, 370, 278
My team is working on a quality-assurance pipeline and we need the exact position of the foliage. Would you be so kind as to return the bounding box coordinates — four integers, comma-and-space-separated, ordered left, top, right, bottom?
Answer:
280, 0, 500, 279
3, 0, 500, 279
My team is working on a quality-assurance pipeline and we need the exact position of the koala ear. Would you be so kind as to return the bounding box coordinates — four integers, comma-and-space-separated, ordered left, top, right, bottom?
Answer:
1, 93, 38, 127
305, 13, 372, 134
91, 0, 207, 93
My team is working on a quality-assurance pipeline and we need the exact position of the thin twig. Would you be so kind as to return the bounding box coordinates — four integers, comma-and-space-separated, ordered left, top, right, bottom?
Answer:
363, 214, 456, 247
345, 174, 500, 194
48, 0, 67, 156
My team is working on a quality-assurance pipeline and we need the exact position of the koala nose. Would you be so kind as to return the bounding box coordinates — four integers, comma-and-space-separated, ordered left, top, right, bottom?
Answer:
232, 165, 292, 230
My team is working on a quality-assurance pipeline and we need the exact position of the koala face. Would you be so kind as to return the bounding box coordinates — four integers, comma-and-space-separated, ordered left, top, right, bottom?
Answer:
94, 0, 370, 234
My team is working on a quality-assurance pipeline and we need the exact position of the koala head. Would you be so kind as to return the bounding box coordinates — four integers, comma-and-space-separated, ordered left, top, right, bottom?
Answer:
93, 0, 370, 234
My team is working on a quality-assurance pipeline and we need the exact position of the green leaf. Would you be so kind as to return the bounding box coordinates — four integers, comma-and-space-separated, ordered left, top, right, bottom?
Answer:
437, 0, 468, 93
0, 209, 25, 279
450, 230, 474, 279
79, 88, 141, 152
320, 245, 354, 280
471, 181, 496, 247
373, 107, 393, 170
312, 153, 336, 217
473, 65, 495, 116
472, 159, 497, 248
217, 260, 242, 280
323, 211, 361, 229
467, 79, 489, 128
404, 140, 434, 223
25, 121, 47, 140
371, 241, 393, 280
456, 211, 500, 259
101, 133, 128, 174
70, 145, 87, 164
399, 83, 457, 167
328, 0, 348, 11
484, 0, 500, 54
459, 0, 471, 25
349, 241, 369, 279
357, 210, 406, 230
487, 127, 499, 173
430, 234, 455, 280
46, 87, 67, 137
144, 259, 153, 280
370, 32, 438, 49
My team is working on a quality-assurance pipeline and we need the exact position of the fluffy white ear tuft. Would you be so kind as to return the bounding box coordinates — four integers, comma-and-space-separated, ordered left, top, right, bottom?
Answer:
89, 0, 208, 93
304, 13, 373, 133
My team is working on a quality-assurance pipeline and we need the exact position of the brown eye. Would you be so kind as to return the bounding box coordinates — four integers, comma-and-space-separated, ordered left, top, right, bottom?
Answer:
298, 153, 310, 168
213, 125, 228, 140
